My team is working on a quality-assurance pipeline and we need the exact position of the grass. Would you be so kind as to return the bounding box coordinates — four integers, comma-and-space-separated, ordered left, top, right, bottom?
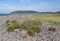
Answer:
6, 20, 21, 32
20, 19, 42, 37
6, 19, 42, 37
30, 14, 60, 25
6, 14, 60, 36
7, 26, 15, 32
6, 20, 10, 26
6, 20, 10, 23
11, 20, 21, 29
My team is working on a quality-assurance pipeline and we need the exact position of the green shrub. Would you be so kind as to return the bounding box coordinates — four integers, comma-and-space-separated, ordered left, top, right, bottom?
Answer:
11, 20, 21, 29
6, 20, 21, 32
11, 20, 17, 24
13, 23, 20, 29
48, 27, 56, 32
6, 20, 10, 26
7, 26, 15, 32
6, 20, 10, 23
6, 19, 42, 37
32, 26, 42, 33
27, 30, 35, 37
21, 19, 42, 36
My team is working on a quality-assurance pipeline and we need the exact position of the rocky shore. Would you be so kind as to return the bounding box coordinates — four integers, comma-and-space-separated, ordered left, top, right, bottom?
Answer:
0, 15, 60, 41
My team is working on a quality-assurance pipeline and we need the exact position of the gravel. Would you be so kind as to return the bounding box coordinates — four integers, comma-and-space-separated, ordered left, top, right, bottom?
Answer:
0, 15, 60, 41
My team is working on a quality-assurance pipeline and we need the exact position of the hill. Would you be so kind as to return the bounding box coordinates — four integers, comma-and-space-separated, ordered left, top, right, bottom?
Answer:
10, 10, 60, 14
10, 10, 39, 14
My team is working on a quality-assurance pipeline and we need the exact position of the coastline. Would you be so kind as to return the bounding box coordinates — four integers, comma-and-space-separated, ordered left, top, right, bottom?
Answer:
0, 14, 60, 41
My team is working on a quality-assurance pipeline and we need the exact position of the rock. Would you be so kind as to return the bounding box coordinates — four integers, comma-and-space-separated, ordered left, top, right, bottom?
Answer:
14, 29, 20, 32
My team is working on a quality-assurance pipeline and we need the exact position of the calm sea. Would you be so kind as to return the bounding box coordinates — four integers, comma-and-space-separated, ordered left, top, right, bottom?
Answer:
0, 14, 13, 16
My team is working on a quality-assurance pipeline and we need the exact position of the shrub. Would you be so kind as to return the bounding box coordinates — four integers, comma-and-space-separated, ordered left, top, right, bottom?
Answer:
6, 20, 10, 26
12, 23, 20, 29
6, 20, 21, 32
48, 26, 56, 32
11, 20, 21, 29
6, 19, 42, 37
11, 20, 17, 24
21, 19, 42, 36
27, 30, 35, 37
6, 20, 10, 23
7, 26, 15, 32
33, 26, 42, 33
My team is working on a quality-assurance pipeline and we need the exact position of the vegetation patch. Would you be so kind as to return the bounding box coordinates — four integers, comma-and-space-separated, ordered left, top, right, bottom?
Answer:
31, 14, 60, 25
6, 20, 10, 26
6, 20, 21, 32
6, 20, 10, 24
20, 19, 42, 37
6, 19, 42, 37
48, 26, 56, 32
7, 26, 15, 32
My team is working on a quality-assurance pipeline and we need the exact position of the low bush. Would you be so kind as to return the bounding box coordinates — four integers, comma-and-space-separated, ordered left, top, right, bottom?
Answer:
6, 20, 10, 26
7, 26, 15, 32
21, 19, 42, 36
6, 20, 10, 24
6, 20, 21, 32
6, 19, 42, 37
27, 30, 35, 37
11, 20, 21, 29
48, 26, 56, 32
11, 20, 17, 24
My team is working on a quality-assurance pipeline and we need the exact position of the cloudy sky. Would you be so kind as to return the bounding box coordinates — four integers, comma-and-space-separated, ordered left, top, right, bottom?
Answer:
0, 0, 60, 13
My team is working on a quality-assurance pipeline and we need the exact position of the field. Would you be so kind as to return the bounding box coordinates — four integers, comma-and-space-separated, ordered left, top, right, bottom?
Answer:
23, 14, 60, 25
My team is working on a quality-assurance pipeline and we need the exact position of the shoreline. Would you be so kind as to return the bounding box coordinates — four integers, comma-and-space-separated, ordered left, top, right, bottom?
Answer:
0, 14, 60, 41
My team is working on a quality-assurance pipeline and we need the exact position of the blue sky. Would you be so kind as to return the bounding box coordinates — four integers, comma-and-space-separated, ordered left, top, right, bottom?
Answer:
0, 0, 60, 13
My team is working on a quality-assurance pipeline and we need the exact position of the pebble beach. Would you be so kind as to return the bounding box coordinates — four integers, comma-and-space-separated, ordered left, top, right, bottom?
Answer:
0, 15, 60, 41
